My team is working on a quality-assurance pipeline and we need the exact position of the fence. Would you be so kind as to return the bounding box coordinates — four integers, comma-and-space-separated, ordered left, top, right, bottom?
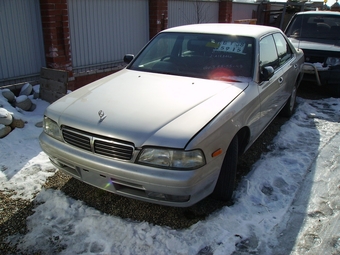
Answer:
168, 0, 219, 28
68, 0, 149, 74
0, 0, 45, 87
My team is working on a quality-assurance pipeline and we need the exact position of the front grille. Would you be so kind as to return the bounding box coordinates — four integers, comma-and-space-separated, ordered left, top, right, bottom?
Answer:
62, 129, 91, 151
94, 139, 134, 160
62, 127, 134, 160
304, 55, 325, 64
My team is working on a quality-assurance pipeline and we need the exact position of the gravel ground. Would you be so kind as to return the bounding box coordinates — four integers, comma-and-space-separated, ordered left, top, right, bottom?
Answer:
0, 82, 331, 254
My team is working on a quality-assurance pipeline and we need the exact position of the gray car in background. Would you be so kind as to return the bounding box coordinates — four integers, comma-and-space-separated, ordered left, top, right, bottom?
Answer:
285, 11, 340, 96
40, 24, 304, 207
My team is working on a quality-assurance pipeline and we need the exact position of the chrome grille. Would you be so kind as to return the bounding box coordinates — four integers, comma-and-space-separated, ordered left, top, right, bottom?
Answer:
94, 139, 134, 160
62, 127, 134, 160
62, 129, 91, 151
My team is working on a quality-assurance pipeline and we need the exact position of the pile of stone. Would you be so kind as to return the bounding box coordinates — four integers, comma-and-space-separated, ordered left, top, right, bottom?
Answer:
0, 83, 39, 138
2, 83, 39, 111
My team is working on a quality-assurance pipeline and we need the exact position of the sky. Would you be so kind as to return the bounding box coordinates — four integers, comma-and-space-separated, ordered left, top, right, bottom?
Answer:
0, 85, 340, 254
322, 0, 337, 6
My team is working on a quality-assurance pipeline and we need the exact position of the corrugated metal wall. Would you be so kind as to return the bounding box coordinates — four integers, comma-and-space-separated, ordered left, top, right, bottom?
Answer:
168, 0, 219, 28
0, 0, 45, 87
68, 0, 149, 73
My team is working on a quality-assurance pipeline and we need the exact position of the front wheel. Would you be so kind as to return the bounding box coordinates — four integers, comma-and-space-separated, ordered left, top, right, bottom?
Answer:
211, 135, 238, 202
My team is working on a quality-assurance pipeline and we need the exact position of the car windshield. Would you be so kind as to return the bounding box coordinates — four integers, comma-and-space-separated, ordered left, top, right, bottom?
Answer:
128, 32, 254, 81
286, 14, 340, 40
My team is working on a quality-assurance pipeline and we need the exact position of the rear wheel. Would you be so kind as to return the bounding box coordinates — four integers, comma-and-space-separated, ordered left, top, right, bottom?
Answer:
280, 83, 297, 117
212, 135, 238, 202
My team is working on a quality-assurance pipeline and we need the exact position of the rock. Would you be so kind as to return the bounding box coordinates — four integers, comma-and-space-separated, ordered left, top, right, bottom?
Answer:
19, 83, 33, 96
33, 85, 40, 99
15, 95, 32, 111
1, 89, 15, 103
0, 108, 13, 126
35, 121, 43, 128
0, 125, 11, 138
10, 118, 25, 129
29, 103, 36, 112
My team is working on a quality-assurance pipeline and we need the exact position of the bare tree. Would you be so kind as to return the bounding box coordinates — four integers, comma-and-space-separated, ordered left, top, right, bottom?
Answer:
178, 0, 213, 24
193, 0, 212, 23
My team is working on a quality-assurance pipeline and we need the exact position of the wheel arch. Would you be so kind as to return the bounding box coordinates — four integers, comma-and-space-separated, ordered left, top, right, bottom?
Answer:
296, 71, 304, 88
235, 126, 250, 156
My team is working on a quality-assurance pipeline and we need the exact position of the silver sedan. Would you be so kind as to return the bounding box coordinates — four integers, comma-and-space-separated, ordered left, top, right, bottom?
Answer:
39, 23, 304, 207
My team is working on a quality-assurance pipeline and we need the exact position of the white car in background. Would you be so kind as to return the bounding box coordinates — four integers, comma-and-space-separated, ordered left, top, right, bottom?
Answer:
40, 23, 304, 207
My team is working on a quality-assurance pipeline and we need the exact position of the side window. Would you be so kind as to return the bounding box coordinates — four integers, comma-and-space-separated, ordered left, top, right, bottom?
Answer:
259, 35, 279, 70
273, 33, 292, 66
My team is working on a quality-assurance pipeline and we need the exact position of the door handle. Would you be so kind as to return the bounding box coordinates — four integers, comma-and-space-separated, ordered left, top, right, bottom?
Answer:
278, 77, 283, 84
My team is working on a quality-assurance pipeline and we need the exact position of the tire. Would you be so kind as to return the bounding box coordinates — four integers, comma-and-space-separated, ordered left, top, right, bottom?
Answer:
280, 83, 297, 117
212, 135, 238, 202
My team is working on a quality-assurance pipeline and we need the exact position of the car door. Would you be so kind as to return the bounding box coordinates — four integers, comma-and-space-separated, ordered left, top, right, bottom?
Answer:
257, 34, 284, 129
272, 32, 298, 101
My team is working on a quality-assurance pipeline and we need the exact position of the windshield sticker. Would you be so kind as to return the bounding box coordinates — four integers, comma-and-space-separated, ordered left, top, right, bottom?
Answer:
206, 42, 220, 48
213, 41, 246, 54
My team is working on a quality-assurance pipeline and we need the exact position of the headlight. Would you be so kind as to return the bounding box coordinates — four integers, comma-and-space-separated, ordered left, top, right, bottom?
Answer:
43, 117, 62, 141
137, 148, 206, 170
326, 57, 340, 67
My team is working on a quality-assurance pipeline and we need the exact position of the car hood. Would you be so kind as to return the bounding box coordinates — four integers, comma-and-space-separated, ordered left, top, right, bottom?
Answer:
46, 70, 248, 148
289, 38, 340, 52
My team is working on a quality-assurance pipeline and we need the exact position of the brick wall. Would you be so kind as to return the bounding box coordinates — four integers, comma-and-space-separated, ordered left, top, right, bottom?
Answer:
149, 0, 168, 39
219, 0, 233, 23
40, 0, 71, 72
39, 0, 75, 89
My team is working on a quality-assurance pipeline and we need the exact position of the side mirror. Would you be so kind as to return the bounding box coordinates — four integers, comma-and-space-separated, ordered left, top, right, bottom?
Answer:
261, 66, 275, 81
124, 54, 134, 64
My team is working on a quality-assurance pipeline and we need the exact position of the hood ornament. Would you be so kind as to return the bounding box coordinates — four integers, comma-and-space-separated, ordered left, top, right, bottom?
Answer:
98, 110, 107, 122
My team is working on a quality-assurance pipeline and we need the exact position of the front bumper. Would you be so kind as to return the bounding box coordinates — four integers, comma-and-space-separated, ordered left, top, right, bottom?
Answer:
39, 132, 221, 207
302, 63, 340, 86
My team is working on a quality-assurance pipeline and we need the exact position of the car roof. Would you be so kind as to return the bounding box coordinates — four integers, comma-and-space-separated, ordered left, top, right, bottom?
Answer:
295, 10, 340, 16
161, 23, 281, 38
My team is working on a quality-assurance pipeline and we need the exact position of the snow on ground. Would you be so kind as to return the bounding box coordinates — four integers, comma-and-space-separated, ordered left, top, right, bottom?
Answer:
0, 91, 339, 255
0, 92, 55, 200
